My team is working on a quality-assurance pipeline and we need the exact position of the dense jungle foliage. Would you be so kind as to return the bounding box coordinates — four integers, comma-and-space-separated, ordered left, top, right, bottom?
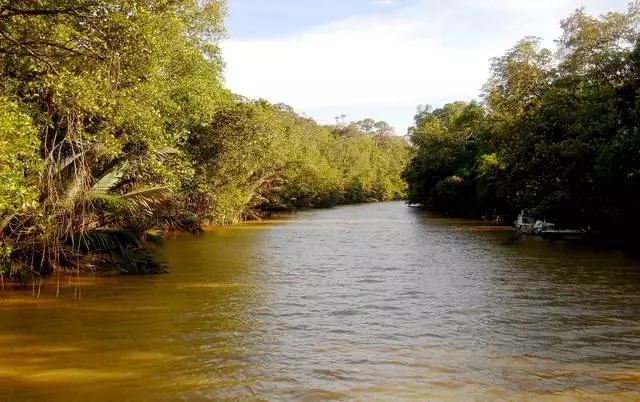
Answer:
0, 0, 411, 279
403, 4, 640, 248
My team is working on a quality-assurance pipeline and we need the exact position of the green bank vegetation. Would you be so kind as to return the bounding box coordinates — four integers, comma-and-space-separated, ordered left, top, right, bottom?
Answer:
403, 4, 640, 249
0, 0, 411, 280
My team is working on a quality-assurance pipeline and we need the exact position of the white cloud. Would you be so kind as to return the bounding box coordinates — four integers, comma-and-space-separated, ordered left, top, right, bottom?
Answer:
221, 0, 628, 132
375, 0, 401, 6
223, 12, 486, 108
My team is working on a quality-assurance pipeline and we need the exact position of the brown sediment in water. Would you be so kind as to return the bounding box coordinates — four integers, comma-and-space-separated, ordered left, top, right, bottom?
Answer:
200, 219, 290, 232
179, 282, 251, 290
0, 367, 137, 385
1, 203, 639, 400
600, 371, 640, 383
0, 274, 117, 300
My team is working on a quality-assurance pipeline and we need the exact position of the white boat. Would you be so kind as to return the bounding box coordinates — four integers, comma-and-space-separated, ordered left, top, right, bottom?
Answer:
514, 211, 535, 234
514, 210, 586, 238
514, 211, 552, 235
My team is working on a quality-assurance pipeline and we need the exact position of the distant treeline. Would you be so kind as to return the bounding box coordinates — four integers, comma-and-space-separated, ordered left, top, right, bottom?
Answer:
0, 0, 411, 278
403, 5, 640, 246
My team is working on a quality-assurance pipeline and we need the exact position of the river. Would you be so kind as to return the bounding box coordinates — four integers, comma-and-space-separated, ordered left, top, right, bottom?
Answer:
1, 202, 639, 401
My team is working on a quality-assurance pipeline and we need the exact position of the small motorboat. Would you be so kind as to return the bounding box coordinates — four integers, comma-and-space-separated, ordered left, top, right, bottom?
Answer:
514, 211, 552, 235
514, 210, 586, 239
514, 211, 535, 234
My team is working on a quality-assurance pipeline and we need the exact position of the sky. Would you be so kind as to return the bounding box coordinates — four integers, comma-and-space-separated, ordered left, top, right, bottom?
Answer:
222, 0, 629, 135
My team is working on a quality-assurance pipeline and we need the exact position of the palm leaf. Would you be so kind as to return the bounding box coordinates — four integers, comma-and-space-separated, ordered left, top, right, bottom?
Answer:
71, 229, 140, 253
118, 186, 172, 215
90, 161, 127, 197
119, 247, 169, 275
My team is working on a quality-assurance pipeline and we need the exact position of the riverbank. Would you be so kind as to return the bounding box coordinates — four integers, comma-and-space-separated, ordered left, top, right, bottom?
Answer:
409, 203, 640, 258
1, 200, 405, 290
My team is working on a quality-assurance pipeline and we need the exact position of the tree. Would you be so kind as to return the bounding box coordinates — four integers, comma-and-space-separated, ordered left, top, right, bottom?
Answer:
0, 0, 227, 276
404, 3, 640, 245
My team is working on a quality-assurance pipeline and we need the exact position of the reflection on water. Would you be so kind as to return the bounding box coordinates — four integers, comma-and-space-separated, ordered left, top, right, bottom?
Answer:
1, 202, 640, 401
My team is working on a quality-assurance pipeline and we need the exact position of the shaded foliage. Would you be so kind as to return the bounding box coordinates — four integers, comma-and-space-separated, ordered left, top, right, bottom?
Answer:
184, 100, 412, 224
403, 4, 640, 248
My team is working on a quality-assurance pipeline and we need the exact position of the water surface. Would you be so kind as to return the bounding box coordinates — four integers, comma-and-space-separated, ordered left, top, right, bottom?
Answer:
1, 202, 640, 400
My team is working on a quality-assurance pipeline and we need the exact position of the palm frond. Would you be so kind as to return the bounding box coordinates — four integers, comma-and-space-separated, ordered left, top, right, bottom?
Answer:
156, 147, 180, 160
64, 170, 90, 205
90, 162, 127, 197
118, 186, 172, 215
52, 143, 108, 174
143, 229, 165, 247
69, 229, 140, 253
119, 247, 169, 275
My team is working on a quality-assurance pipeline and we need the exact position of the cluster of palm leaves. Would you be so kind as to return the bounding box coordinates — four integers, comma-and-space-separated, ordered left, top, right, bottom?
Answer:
1, 140, 172, 282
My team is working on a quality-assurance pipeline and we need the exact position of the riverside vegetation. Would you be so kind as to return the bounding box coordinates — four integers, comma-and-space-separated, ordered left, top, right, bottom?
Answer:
0, 0, 411, 280
2, 1, 640, 283
403, 4, 640, 251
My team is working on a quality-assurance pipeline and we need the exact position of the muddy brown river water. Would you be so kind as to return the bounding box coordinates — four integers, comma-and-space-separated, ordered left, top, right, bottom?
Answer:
1, 202, 640, 401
